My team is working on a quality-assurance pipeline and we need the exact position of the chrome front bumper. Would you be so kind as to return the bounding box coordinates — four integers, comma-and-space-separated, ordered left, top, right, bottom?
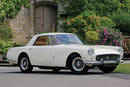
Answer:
85, 59, 124, 66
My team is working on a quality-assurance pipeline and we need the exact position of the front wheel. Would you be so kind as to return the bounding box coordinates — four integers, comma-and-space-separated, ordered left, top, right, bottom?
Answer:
98, 65, 117, 73
18, 55, 33, 73
69, 55, 89, 74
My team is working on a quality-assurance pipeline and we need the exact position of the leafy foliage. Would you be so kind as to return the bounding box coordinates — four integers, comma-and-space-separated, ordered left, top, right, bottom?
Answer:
0, 40, 13, 54
0, 0, 30, 54
98, 28, 122, 46
61, 12, 121, 45
0, 23, 14, 41
0, 23, 14, 54
111, 11, 130, 35
58, 0, 129, 44
85, 31, 99, 44
59, 0, 130, 17
64, 0, 87, 17
84, 0, 124, 16
122, 36, 130, 52
0, 0, 30, 22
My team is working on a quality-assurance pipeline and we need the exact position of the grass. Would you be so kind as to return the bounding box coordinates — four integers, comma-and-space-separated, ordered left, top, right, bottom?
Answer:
114, 64, 130, 74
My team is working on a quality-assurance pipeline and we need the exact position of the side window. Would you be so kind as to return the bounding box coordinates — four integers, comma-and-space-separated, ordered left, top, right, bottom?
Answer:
50, 36, 56, 45
34, 36, 50, 46
50, 36, 60, 45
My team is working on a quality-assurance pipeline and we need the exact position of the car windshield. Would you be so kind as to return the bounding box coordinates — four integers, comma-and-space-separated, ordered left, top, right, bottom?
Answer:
54, 34, 83, 45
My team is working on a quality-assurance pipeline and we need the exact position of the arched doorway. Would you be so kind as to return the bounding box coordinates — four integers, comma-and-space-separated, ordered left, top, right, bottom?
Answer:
34, 2, 57, 34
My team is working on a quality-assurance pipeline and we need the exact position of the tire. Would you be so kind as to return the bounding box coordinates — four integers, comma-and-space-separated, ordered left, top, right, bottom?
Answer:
18, 55, 33, 73
52, 68, 60, 73
69, 54, 88, 74
98, 65, 117, 73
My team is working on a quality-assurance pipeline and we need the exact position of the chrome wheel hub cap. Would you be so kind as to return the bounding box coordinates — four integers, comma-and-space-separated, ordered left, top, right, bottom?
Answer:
20, 57, 29, 70
72, 57, 85, 71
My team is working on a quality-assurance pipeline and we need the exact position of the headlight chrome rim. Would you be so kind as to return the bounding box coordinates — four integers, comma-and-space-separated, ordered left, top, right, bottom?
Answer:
88, 48, 94, 56
118, 48, 123, 54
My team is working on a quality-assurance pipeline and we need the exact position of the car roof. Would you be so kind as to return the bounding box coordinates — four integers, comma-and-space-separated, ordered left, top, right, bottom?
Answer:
34, 33, 73, 37
26, 33, 74, 46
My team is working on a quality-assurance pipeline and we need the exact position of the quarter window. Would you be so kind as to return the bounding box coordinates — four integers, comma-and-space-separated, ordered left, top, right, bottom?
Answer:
34, 36, 50, 46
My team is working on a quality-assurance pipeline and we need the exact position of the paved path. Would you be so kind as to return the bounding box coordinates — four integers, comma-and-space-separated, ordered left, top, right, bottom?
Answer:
123, 60, 130, 64
0, 67, 130, 87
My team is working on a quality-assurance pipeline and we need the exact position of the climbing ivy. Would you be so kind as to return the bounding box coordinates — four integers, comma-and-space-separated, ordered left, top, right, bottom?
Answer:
0, 23, 14, 41
0, 0, 30, 22
0, 0, 30, 54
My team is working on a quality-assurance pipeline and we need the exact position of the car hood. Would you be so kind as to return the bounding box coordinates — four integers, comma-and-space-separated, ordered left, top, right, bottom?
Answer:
86, 45, 121, 55
62, 44, 121, 55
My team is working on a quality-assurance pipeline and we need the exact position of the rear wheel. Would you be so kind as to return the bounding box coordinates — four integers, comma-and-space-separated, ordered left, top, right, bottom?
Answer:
69, 55, 89, 74
18, 55, 33, 73
98, 65, 117, 73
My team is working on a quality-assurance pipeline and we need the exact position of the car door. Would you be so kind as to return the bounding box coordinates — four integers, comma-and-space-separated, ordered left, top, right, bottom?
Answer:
49, 35, 68, 67
30, 35, 52, 66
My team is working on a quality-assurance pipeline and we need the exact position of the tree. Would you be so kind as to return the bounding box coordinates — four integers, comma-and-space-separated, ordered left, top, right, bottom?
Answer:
61, 0, 130, 17
60, 0, 130, 35
64, 0, 87, 17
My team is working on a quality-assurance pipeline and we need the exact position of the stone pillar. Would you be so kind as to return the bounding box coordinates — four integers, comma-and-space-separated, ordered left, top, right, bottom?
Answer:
25, 4, 35, 41
57, 1, 69, 32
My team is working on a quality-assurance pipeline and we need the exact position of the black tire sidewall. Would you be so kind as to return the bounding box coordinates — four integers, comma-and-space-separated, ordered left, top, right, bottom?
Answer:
69, 55, 88, 74
98, 65, 117, 73
18, 55, 33, 73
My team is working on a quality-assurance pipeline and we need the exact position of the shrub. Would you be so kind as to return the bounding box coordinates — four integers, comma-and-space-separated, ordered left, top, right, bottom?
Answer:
122, 36, 130, 52
0, 40, 13, 54
59, 0, 130, 35
85, 31, 99, 44
61, 12, 117, 44
98, 28, 122, 46
0, 40, 26, 54
0, 23, 14, 41
0, 23, 14, 54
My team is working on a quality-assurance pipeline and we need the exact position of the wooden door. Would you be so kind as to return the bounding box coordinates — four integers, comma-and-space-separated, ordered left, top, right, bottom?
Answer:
35, 5, 57, 34
44, 5, 57, 32
35, 6, 44, 34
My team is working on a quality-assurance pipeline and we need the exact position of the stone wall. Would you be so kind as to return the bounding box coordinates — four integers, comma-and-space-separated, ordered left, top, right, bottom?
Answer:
9, 6, 34, 43
8, 0, 67, 43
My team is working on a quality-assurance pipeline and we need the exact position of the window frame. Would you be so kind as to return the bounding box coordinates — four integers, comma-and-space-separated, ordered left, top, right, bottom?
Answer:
49, 35, 58, 46
33, 35, 51, 46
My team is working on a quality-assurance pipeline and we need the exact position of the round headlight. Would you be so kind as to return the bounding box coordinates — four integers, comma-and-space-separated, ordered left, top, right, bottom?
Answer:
88, 48, 94, 55
118, 48, 123, 54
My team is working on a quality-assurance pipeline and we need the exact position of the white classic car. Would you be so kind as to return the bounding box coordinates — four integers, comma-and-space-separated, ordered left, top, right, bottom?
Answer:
7, 33, 123, 73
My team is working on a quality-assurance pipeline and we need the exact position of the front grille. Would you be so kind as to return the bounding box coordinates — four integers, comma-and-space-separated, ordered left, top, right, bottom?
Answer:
96, 54, 120, 62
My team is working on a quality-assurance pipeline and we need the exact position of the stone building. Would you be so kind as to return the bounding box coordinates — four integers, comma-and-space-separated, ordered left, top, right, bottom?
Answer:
8, 0, 67, 43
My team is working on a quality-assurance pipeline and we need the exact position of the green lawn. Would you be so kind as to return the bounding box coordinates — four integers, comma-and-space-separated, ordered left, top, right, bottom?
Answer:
114, 64, 130, 74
